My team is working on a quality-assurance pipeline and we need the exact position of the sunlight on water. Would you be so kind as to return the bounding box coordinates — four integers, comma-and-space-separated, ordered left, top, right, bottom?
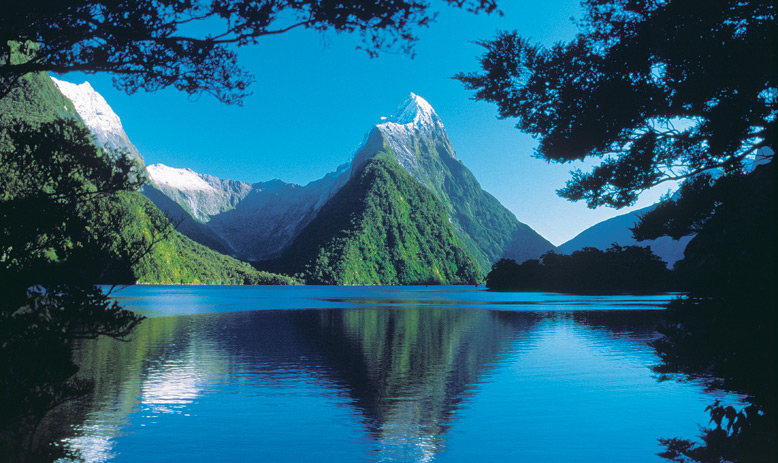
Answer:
54, 286, 733, 462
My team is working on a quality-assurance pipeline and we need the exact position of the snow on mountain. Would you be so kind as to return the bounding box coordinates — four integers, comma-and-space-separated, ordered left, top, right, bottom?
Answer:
147, 164, 215, 192
146, 163, 252, 223
142, 92, 553, 267
389, 92, 444, 130
50, 77, 144, 165
371, 93, 451, 178
144, 161, 351, 260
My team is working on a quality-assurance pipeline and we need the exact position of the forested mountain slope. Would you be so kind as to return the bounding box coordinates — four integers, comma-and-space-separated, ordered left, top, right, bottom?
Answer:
271, 154, 481, 285
0, 63, 296, 285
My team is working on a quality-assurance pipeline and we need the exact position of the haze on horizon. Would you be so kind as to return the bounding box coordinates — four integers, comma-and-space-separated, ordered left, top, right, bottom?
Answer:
55, 1, 674, 246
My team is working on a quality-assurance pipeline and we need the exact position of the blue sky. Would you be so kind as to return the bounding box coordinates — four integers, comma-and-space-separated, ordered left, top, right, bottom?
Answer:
59, 1, 672, 246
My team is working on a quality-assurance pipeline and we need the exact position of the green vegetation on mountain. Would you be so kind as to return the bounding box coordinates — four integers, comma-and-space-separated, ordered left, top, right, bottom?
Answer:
388, 130, 555, 271
350, 110, 555, 274
1, 63, 142, 459
88, 191, 300, 285
0, 62, 297, 286
0, 44, 79, 124
486, 246, 673, 293
1, 60, 298, 462
272, 154, 482, 285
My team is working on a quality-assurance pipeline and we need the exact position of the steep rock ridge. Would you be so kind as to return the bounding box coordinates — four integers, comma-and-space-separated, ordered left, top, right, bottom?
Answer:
559, 205, 692, 266
353, 94, 555, 270
139, 185, 237, 256
50, 77, 144, 166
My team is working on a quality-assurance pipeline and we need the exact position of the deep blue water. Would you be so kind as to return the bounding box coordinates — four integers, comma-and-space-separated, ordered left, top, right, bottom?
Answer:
56, 286, 737, 462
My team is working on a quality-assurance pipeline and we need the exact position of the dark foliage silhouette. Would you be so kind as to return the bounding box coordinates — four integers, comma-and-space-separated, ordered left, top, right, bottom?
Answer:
457, 0, 774, 209
486, 245, 673, 293
1, 0, 498, 103
648, 162, 776, 462
459, 1, 776, 460
0, 118, 146, 461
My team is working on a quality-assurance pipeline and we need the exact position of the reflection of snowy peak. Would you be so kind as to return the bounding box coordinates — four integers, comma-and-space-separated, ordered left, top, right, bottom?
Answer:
50, 77, 144, 166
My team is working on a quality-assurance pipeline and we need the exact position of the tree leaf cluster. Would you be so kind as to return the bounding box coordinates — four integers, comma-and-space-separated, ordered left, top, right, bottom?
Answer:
1, 0, 498, 104
457, 0, 775, 209
646, 162, 776, 462
0, 64, 296, 459
0, 70, 148, 459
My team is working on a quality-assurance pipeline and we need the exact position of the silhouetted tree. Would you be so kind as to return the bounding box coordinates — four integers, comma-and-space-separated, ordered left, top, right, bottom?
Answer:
1, 0, 498, 104
0, 118, 147, 461
458, 2, 776, 460
485, 246, 672, 292
457, 0, 774, 210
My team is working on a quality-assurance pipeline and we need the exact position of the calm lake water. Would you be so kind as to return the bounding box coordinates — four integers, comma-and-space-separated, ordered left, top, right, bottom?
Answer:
54, 286, 737, 462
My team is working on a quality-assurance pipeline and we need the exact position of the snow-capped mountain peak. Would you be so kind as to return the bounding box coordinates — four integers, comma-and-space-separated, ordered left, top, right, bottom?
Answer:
147, 163, 215, 192
384, 93, 443, 131
51, 78, 121, 134
51, 77, 144, 165
362, 92, 453, 180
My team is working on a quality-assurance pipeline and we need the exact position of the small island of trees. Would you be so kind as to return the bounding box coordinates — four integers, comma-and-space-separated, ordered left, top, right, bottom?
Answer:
486, 245, 675, 293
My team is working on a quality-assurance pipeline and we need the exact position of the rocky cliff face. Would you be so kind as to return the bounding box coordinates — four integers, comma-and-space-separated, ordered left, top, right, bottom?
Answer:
144, 162, 351, 260
145, 163, 253, 222
50, 77, 144, 167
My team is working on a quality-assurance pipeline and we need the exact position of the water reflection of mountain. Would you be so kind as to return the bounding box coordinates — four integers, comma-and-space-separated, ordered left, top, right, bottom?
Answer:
52, 315, 230, 461
57, 307, 540, 461
290, 307, 541, 460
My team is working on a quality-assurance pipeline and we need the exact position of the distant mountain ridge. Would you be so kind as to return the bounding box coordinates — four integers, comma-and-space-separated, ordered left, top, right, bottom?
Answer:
557, 149, 774, 266
146, 163, 253, 222
144, 161, 352, 261
140, 93, 555, 273
558, 205, 692, 266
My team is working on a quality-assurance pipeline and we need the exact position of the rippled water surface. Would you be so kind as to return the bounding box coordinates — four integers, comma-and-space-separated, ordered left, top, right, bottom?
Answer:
56, 286, 730, 462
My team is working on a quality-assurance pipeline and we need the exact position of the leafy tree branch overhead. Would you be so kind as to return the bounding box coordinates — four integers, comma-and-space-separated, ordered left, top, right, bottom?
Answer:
0, 0, 499, 104
456, 0, 776, 209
